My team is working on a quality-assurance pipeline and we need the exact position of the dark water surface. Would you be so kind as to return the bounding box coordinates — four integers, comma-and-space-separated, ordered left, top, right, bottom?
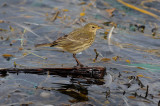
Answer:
0, 0, 160, 105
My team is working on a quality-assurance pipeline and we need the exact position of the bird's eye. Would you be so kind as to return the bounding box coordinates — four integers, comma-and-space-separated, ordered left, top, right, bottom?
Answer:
92, 26, 95, 28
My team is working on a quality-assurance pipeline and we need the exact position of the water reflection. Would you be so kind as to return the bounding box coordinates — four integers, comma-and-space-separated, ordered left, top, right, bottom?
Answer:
0, 72, 105, 104
57, 84, 89, 102
36, 74, 105, 102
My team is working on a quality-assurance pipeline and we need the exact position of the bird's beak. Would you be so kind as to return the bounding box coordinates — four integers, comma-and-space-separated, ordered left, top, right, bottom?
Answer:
98, 26, 104, 29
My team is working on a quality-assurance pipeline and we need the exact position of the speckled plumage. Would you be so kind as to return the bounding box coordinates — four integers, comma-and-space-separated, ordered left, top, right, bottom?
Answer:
50, 23, 101, 53
35, 23, 101, 66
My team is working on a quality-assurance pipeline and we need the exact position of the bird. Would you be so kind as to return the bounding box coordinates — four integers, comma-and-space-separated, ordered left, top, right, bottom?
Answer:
35, 23, 102, 67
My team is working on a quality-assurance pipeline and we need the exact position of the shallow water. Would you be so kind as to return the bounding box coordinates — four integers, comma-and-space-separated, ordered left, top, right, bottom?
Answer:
0, 0, 160, 105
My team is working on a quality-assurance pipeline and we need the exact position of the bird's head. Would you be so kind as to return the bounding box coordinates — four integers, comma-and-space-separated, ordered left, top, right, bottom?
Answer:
84, 23, 102, 33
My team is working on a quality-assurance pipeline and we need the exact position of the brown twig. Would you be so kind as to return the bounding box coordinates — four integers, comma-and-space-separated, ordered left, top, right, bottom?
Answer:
145, 85, 149, 98
94, 49, 99, 62
0, 67, 106, 79
50, 11, 60, 22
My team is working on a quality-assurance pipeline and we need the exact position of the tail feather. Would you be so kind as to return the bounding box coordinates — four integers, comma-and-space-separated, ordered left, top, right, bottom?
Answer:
50, 43, 57, 47
35, 43, 52, 47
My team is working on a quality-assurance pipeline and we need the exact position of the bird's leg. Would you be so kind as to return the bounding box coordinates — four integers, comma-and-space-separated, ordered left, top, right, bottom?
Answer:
73, 54, 84, 67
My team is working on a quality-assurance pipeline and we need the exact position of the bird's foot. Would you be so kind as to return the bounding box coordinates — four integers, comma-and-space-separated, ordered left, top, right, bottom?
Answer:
79, 64, 84, 67
73, 63, 84, 68
77, 63, 84, 67
77, 64, 89, 68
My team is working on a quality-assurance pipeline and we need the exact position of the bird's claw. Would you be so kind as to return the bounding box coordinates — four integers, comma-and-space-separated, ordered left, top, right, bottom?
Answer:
77, 63, 84, 67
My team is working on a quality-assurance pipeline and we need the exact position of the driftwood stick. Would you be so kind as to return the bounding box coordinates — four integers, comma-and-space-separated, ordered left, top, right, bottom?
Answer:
0, 67, 106, 79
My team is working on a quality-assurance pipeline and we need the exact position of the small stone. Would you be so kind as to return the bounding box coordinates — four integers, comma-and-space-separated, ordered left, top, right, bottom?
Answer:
40, 91, 50, 98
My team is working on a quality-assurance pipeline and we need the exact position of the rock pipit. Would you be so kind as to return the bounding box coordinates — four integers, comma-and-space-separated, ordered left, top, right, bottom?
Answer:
35, 23, 102, 67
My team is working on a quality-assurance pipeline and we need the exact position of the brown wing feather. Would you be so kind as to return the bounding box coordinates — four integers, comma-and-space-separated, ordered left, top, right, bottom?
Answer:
50, 35, 69, 47
50, 28, 94, 50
